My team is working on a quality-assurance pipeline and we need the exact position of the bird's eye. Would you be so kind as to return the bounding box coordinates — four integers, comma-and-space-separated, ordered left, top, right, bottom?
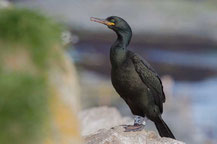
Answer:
110, 19, 115, 23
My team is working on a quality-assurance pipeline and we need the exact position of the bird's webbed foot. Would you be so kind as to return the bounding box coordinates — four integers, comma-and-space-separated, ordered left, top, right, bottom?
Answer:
124, 124, 145, 132
123, 115, 146, 132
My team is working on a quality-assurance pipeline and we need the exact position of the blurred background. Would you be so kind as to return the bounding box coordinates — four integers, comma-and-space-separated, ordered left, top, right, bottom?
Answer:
3, 0, 217, 144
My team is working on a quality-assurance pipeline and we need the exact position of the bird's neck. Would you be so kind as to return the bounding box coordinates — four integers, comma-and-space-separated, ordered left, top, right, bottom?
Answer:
110, 30, 132, 67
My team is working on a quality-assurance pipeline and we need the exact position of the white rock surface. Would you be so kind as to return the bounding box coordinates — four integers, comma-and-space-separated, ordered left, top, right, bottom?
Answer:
80, 107, 185, 144
79, 106, 132, 136
84, 126, 185, 144
48, 53, 81, 111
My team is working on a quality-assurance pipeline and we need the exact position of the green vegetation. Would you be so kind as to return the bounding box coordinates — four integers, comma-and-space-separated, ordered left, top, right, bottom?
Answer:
0, 8, 62, 68
0, 8, 62, 144
0, 72, 47, 144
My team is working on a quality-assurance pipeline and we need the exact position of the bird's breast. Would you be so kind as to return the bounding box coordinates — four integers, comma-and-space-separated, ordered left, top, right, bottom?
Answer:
111, 59, 145, 96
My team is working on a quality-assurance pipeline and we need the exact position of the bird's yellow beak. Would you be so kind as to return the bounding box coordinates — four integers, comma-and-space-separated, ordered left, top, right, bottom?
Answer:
90, 17, 115, 26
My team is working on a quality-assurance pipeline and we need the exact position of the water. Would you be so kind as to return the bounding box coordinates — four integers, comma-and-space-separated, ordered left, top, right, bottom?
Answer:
175, 77, 217, 139
146, 49, 217, 70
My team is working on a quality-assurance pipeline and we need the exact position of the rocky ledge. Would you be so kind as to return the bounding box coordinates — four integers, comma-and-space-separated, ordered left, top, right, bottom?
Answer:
80, 107, 185, 144
85, 125, 184, 144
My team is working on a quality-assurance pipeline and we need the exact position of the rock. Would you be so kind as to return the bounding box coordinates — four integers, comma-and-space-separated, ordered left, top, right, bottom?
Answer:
80, 107, 185, 144
84, 126, 185, 144
79, 106, 132, 136
47, 53, 82, 144
48, 53, 81, 112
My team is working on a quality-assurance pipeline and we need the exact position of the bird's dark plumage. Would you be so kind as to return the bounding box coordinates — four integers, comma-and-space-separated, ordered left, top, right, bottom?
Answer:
130, 52, 165, 113
91, 16, 175, 139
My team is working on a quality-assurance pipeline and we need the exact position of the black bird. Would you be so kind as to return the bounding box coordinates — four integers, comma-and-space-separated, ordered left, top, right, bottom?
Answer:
91, 16, 175, 139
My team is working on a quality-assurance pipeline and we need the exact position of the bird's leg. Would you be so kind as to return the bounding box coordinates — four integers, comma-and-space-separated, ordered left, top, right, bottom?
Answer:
134, 115, 146, 125
124, 115, 146, 132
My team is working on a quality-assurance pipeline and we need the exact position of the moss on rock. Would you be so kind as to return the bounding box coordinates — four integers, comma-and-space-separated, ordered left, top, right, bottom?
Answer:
0, 8, 63, 144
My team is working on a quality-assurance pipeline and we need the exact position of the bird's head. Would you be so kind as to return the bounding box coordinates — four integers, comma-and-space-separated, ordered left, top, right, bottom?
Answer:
90, 16, 131, 34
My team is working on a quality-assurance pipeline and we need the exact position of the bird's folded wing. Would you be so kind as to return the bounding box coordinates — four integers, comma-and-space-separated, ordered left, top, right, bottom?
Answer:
130, 53, 165, 113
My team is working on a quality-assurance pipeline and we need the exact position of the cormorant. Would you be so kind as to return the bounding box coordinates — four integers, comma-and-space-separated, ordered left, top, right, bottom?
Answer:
90, 16, 175, 139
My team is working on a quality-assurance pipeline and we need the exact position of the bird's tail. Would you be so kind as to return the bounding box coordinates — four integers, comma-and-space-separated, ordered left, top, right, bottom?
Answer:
154, 116, 176, 139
